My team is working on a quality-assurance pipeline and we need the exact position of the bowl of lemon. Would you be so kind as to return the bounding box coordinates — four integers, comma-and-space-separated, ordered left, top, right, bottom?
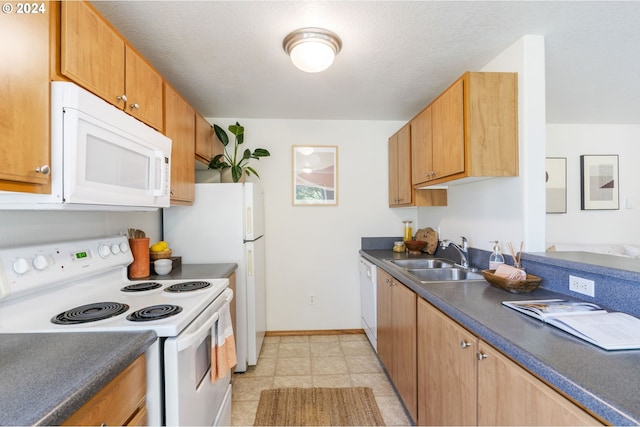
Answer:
149, 240, 172, 260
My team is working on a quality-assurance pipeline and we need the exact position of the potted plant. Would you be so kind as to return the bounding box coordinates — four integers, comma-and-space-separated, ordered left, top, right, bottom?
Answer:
208, 122, 271, 182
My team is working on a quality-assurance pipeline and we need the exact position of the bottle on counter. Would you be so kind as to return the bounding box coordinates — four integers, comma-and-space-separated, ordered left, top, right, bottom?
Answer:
402, 220, 413, 241
489, 240, 505, 270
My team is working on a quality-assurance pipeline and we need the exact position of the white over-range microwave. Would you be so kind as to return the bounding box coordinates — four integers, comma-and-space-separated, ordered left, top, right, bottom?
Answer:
0, 82, 171, 210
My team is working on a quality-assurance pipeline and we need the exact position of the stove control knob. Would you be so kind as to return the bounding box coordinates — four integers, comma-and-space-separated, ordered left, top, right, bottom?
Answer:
13, 258, 30, 275
110, 244, 121, 255
98, 244, 111, 258
32, 255, 48, 271
119, 242, 129, 253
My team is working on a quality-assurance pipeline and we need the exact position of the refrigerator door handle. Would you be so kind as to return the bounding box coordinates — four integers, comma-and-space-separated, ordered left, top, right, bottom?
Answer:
247, 248, 253, 276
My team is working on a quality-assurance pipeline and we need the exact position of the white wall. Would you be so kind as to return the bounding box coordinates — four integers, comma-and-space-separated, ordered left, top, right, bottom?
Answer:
417, 35, 547, 255
546, 124, 640, 245
0, 210, 162, 248
207, 119, 406, 331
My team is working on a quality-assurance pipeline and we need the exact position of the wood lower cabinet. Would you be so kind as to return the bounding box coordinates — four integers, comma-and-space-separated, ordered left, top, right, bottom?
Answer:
164, 83, 195, 205
417, 297, 603, 426
411, 72, 518, 187
63, 354, 147, 426
377, 269, 417, 420
61, 0, 163, 131
0, 5, 51, 193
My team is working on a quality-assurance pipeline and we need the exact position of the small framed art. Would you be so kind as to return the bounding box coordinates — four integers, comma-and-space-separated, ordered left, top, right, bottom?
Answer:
580, 155, 619, 210
292, 146, 338, 206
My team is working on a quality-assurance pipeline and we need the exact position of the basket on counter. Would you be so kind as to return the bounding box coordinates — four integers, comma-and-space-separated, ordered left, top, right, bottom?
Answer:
481, 269, 542, 293
149, 249, 172, 260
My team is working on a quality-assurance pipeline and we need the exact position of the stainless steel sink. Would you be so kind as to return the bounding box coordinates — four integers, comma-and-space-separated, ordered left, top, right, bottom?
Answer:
387, 258, 454, 269
407, 268, 485, 282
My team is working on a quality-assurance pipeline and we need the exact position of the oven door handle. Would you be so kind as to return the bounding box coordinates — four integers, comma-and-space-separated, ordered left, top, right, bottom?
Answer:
176, 312, 219, 352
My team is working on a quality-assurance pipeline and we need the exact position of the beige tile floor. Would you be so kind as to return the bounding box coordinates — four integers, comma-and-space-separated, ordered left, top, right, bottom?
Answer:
231, 333, 412, 426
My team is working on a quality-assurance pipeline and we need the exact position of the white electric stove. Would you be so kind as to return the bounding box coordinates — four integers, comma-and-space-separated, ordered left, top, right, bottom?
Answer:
0, 235, 233, 426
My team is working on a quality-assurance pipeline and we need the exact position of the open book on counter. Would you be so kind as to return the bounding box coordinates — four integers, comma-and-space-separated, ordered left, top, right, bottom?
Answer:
502, 299, 640, 351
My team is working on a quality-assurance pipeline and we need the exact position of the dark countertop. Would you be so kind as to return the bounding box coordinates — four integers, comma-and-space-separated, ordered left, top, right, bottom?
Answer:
145, 263, 237, 280
0, 331, 156, 426
361, 249, 640, 426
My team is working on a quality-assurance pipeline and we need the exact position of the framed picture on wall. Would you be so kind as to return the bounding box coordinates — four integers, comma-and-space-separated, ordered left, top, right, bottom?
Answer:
545, 157, 567, 214
580, 155, 619, 210
292, 146, 338, 206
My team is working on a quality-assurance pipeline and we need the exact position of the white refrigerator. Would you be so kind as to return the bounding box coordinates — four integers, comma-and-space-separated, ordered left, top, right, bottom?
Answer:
163, 182, 266, 372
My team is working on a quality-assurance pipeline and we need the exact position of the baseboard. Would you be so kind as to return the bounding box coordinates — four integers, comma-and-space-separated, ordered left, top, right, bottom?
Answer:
265, 328, 365, 337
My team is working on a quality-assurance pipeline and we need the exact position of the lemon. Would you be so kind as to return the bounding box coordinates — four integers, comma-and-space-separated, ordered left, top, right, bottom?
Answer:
150, 243, 164, 252
158, 241, 169, 250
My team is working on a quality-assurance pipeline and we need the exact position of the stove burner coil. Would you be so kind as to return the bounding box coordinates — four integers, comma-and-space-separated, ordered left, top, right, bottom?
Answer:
51, 302, 129, 325
164, 281, 212, 293
121, 282, 163, 292
126, 304, 183, 322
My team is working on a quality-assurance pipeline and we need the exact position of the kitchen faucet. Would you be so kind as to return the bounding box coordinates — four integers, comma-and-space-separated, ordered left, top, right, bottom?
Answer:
441, 236, 470, 269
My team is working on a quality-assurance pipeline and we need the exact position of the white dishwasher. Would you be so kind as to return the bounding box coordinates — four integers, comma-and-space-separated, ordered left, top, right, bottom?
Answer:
359, 256, 377, 351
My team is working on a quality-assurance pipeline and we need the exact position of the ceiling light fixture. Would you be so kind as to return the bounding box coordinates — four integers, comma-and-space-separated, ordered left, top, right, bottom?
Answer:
283, 27, 342, 73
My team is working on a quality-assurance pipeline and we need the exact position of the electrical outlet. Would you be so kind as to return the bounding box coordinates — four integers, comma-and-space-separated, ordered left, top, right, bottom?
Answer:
308, 293, 316, 305
569, 275, 595, 297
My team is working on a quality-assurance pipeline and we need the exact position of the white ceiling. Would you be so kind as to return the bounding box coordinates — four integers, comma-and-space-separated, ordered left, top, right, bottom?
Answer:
91, 1, 640, 124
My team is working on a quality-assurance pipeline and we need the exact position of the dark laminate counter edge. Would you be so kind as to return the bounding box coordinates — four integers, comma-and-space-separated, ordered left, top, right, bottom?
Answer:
144, 263, 238, 281
360, 249, 640, 426
0, 331, 157, 426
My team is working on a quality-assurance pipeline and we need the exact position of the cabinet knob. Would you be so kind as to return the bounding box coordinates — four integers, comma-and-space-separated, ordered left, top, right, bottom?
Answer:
129, 103, 140, 110
476, 352, 487, 361
35, 165, 50, 174
116, 94, 127, 103
460, 341, 472, 349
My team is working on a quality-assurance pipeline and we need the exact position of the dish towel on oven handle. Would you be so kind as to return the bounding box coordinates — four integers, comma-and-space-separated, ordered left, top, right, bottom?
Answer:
211, 299, 237, 382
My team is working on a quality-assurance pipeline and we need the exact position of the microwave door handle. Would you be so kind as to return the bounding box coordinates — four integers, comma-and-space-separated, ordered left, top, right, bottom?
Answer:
176, 312, 219, 352
153, 150, 166, 196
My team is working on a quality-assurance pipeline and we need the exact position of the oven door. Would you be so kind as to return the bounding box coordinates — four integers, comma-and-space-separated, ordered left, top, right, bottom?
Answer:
163, 288, 233, 426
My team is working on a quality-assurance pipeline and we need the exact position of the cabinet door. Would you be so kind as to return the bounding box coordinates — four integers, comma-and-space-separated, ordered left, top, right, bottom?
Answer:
0, 6, 50, 192
61, 0, 126, 108
376, 270, 394, 371
125, 46, 163, 131
432, 78, 464, 180
195, 112, 221, 164
164, 84, 195, 204
396, 124, 412, 204
417, 298, 477, 426
394, 281, 417, 421
411, 105, 433, 185
388, 134, 399, 205
477, 342, 602, 426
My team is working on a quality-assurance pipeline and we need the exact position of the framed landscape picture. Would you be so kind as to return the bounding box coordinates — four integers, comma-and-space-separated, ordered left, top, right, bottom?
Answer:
292, 146, 338, 206
580, 155, 619, 210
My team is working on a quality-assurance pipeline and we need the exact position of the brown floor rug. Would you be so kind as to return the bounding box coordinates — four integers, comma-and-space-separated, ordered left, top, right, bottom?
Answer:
253, 387, 386, 426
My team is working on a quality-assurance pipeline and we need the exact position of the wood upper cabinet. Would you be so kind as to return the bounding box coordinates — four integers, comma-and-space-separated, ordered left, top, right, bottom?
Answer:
195, 112, 221, 165
63, 355, 147, 426
0, 6, 51, 193
377, 269, 417, 421
164, 83, 195, 205
124, 47, 164, 131
388, 125, 412, 206
412, 72, 518, 187
389, 124, 447, 207
417, 297, 603, 426
61, 0, 163, 131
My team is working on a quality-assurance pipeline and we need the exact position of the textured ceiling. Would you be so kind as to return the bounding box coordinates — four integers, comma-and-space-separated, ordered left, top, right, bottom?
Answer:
92, 1, 640, 124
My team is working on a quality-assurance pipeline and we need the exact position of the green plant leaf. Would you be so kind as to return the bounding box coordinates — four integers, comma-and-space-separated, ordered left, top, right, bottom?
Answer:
208, 153, 230, 170
231, 165, 243, 182
213, 125, 229, 147
246, 166, 260, 178
242, 149, 252, 161
253, 148, 271, 158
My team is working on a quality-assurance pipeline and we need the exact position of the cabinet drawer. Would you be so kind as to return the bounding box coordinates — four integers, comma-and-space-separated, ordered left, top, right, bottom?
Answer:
63, 354, 146, 426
